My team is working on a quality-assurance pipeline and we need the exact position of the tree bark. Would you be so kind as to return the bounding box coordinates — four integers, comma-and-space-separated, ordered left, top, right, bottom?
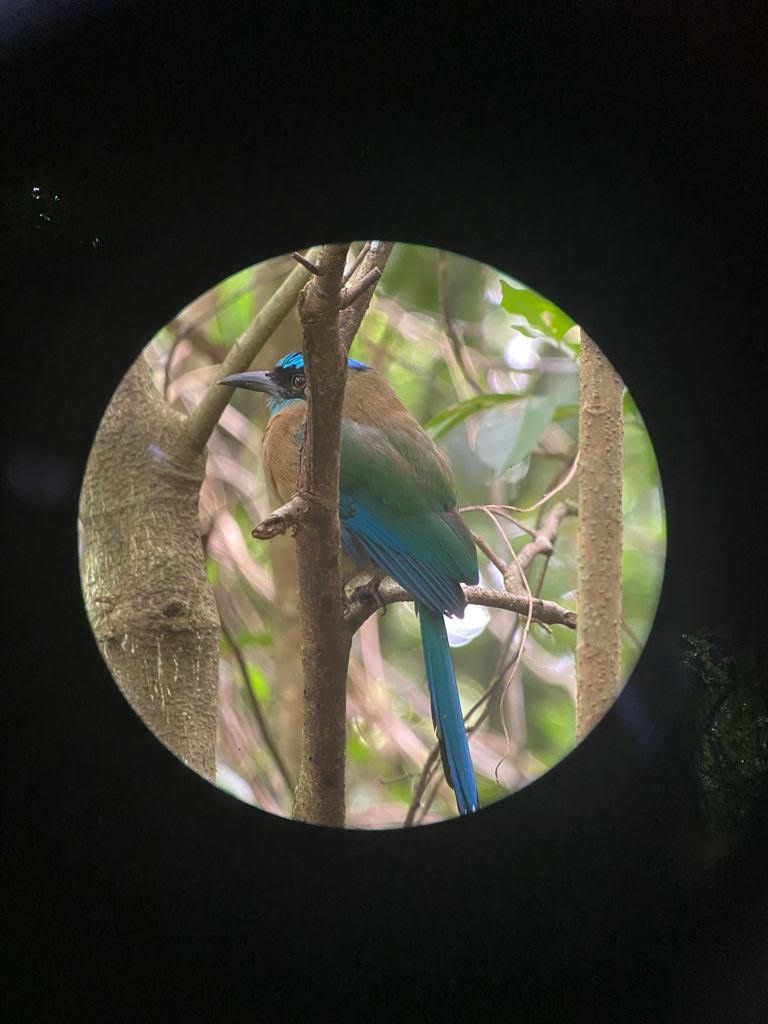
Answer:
289, 244, 353, 826
250, 242, 397, 826
80, 254, 316, 781
80, 354, 221, 777
575, 330, 624, 738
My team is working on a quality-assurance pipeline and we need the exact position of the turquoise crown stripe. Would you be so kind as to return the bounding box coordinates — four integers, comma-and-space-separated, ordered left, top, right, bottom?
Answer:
276, 351, 369, 371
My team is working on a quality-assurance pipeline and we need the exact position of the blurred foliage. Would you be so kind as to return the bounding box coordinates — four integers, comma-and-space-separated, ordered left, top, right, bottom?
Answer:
134, 242, 665, 827
683, 632, 768, 834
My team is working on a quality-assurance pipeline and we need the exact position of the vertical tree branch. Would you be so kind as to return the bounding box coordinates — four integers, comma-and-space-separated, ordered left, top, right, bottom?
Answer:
437, 249, 483, 394
290, 244, 353, 826
338, 241, 394, 353
575, 330, 624, 738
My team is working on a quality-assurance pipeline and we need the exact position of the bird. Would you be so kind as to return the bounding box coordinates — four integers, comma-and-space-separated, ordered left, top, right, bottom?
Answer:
220, 351, 480, 815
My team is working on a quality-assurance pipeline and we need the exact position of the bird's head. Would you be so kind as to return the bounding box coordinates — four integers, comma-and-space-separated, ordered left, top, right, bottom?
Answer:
219, 351, 369, 414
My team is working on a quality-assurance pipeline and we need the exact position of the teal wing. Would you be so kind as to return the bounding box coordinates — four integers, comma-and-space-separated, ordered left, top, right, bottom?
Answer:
338, 419, 478, 615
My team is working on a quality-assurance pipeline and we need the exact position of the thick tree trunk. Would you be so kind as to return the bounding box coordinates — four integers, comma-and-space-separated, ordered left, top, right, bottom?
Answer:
575, 330, 624, 739
80, 354, 221, 777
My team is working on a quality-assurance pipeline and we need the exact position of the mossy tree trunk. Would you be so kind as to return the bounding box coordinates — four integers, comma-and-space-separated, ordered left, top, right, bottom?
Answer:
576, 330, 624, 738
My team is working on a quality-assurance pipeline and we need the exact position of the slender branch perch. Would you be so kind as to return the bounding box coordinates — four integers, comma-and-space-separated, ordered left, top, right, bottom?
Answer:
344, 579, 576, 633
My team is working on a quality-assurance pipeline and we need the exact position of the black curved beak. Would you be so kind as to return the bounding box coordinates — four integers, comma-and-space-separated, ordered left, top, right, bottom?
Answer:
218, 370, 279, 396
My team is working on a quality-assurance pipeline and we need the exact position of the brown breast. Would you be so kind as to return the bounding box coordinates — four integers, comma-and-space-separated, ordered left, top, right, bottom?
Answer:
262, 403, 304, 502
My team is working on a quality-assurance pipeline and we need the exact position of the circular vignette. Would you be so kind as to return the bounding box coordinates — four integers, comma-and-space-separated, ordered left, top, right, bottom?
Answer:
77, 241, 666, 829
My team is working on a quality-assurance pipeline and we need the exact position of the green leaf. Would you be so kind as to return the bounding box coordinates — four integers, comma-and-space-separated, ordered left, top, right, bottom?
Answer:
346, 732, 371, 763
561, 324, 582, 356
499, 279, 576, 341
552, 402, 579, 422
246, 664, 270, 702
475, 395, 558, 474
424, 392, 526, 440
234, 629, 273, 648
212, 267, 256, 345
524, 679, 575, 765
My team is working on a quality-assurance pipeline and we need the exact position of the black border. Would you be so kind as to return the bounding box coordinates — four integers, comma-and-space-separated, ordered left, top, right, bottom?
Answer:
4, 4, 767, 1020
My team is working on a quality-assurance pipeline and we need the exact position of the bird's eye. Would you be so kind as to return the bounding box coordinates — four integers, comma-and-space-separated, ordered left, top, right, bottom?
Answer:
292, 373, 306, 389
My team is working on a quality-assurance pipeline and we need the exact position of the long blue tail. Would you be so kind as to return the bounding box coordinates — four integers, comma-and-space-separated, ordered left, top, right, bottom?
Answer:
418, 604, 479, 815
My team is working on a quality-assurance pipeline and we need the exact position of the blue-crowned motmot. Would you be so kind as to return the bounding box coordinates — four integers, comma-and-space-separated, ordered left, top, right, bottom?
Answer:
220, 352, 480, 815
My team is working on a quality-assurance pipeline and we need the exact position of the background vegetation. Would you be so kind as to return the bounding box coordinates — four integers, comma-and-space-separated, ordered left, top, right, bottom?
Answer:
97, 243, 665, 827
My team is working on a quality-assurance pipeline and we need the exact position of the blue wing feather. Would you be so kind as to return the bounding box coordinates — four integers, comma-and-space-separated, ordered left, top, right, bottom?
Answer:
338, 415, 480, 816
340, 499, 466, 614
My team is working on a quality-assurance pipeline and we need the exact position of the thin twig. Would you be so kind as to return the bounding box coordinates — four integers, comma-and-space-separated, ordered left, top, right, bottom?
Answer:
403, 745, 442, 827
437, 250, 483, 394
504, 501, 574, 593
622, 620, 643, 648
163, 334, 183, 399
219, 617, 296, 794
292, 251, 322, 274
402, 494, 574, 825
164, 320, 225, 399
416, 774, 447, 826
462, 505, 537, 537
469, 529, 507, 575
494, 539, 535, 783
506, 451, 580, 515
251, 494, 311, 540
339, 267, 382, 309
342, 241, 371, 284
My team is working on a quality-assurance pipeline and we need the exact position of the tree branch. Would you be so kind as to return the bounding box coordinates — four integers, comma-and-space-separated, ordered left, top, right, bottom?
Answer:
341, 241, 370, 283
289, 244, 353, 827
183, 246, 321, 455
339, 267, 382, 308
344, 579, 576, 633
437, 250, 483, 393
292, 251, 322, 274
576, 330, 623, 738
338, 241, 395, 353
504, 501, 574, 593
